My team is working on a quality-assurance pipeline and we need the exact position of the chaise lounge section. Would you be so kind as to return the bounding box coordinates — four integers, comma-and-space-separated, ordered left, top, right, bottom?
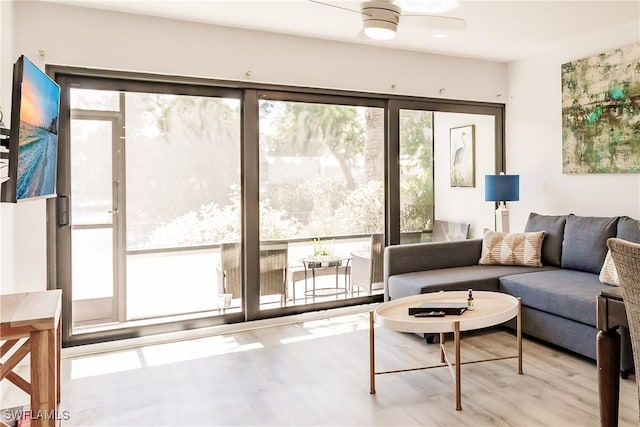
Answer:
384, 213, 640, 368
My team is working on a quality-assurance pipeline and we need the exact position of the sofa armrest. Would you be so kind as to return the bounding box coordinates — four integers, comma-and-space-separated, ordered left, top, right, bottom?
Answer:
383, 239, 483, 300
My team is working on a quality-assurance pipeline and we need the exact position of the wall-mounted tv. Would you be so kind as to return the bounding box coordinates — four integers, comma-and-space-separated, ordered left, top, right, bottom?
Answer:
1, 55, 60, 203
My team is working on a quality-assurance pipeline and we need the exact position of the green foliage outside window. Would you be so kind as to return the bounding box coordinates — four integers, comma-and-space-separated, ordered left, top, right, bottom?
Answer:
134, 100, 434, 248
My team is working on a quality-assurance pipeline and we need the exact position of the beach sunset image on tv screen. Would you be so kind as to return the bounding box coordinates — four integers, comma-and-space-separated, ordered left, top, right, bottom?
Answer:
16, 57, 60, 200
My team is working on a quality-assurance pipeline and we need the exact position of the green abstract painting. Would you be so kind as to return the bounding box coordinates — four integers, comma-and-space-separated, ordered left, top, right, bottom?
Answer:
562, 43, 640, 174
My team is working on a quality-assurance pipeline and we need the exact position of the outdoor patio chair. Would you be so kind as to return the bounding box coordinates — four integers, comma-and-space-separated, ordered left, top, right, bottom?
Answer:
350, 233, 384, 295
218, 242, 288, 305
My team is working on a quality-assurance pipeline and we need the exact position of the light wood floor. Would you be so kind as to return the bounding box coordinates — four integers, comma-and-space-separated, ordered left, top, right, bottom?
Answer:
11, 311, 640, 426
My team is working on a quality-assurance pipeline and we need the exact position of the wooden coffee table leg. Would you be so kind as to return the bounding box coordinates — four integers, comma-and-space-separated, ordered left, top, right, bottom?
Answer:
369, 311, 376, 394
454, 321, 461, 411
440, 333, 445, 363
517, 297, 523, 374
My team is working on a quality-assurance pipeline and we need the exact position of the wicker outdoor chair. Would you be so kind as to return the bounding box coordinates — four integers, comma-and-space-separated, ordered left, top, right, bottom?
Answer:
219, 242, 288, 305
608, 237, 640, 421
350, 233, 384, 295
220, 242, 242, 299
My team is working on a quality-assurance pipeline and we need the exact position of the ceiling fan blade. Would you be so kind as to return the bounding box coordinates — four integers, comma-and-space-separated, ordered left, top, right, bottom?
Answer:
401, 14, 467, 31
308, 0, 363, 15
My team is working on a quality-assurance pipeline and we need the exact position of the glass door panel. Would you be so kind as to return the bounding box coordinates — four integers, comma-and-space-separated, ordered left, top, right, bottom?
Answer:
70, 118, 118, 327
68, 87, 242, 335
258, 99, 385, 308
399, 109, 434, 244
124, 92, 242, 318
432, 112, 497, 237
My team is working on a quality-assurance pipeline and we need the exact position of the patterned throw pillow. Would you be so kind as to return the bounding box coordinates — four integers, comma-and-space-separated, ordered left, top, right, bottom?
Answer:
479, 229, 545, 267
599, 250, 619, 286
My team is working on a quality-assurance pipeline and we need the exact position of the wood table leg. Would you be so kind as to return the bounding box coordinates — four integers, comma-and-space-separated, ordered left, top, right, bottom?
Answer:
517, 297, 523, 374
454, 321, 461, 411
31, 329, 56, 427
440, 333, 445, 363
369, 311, 376, 394
597, 328, 620, 427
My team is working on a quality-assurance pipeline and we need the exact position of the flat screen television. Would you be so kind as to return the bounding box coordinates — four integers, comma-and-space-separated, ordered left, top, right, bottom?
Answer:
1, 55, 60, 202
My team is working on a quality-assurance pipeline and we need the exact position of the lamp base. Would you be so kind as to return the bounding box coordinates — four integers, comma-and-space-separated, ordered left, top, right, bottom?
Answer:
495, 203, 510, 233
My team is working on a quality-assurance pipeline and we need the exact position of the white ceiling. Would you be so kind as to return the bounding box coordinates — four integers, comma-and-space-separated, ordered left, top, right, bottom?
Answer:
46, 0, 640, 62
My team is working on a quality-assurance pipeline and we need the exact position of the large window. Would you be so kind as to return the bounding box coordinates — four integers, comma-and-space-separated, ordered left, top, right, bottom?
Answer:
51, 67, 504, 346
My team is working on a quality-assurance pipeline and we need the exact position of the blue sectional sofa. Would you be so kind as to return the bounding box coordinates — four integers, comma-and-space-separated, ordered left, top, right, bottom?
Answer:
384, 213, 640, 367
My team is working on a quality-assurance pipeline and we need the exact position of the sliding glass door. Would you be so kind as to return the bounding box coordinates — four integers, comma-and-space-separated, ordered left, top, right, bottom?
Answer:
61, 80, 242, 340
52, 67, 504, 346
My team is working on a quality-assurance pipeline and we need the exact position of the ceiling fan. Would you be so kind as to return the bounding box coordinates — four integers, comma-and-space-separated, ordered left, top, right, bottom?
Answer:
308, 0, 467, 41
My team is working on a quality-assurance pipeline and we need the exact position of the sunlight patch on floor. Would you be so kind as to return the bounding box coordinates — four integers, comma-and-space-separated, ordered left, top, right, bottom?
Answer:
280, 313, 370, 344
70, 335, 266, 377
140, 335, 264, 367
70, 350, 142, 379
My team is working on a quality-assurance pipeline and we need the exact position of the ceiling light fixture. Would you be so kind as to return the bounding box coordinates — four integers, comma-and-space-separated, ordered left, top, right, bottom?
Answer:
362, 1, 400, 41
363, 21, 397, 40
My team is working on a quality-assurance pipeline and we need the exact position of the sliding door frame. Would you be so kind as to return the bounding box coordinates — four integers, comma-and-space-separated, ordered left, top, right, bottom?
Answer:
47, 65, 505, 347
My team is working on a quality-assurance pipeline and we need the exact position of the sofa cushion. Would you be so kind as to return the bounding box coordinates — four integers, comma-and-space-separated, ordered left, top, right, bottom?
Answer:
597, 217, 639, 286
499, 269, 612, 326
561, 215, 618, 274
524, 213, 566, 267
617, 216, 640, 242
479, 229, 545, 267
599, 250, 619, 286
387, 264, 558, 299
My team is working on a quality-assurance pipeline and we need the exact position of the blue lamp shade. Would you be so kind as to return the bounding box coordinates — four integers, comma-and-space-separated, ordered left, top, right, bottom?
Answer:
485, 174, 519, 202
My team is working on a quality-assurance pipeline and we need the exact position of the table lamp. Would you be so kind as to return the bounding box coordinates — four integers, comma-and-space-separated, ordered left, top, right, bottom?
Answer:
485, 173, 519, 233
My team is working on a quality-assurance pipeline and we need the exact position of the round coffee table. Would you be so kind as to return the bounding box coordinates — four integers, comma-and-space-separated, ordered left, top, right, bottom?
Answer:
369, 291, 522, 410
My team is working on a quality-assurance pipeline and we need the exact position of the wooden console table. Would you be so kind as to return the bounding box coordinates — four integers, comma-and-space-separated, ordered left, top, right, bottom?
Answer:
1, 290, 62, 427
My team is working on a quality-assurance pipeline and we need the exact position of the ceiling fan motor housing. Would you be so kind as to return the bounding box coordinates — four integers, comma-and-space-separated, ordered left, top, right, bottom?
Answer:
361, 1, 401, 33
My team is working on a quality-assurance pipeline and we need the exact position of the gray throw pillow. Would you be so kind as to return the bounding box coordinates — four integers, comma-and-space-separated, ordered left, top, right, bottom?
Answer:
561, 215, 618, 274
617, 216, 640, 243
524, 212, 566, 267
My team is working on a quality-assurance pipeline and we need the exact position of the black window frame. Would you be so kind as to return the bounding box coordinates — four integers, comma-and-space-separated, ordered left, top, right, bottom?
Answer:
46, 65, 505, 347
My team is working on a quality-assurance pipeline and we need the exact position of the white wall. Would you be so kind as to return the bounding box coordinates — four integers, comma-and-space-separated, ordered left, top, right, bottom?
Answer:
13, 2, 507, 102
0, 0, 15, 293
434, 112, 496, 238
507, 22, 640, 232
0, 1, 507, 294
0, 0, 49, 295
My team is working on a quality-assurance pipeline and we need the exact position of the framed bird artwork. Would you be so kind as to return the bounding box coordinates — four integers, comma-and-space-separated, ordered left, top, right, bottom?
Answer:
450, 125, 476, 187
